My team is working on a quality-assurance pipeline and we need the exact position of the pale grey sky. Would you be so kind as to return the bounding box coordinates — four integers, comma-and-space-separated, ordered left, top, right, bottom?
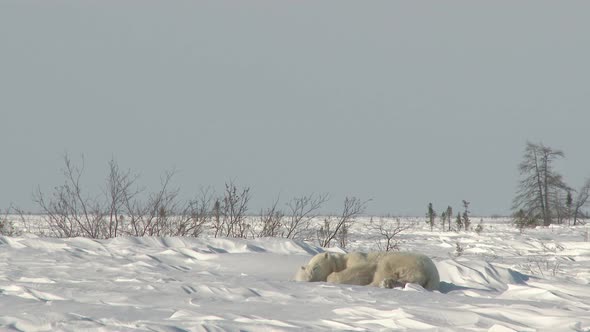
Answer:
1, 1, 589, 216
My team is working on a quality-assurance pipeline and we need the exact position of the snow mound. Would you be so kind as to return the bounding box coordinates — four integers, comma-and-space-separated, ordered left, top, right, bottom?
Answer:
438, 258, 528, 292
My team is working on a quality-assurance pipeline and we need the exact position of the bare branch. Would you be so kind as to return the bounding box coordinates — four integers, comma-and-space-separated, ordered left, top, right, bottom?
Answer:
369, 218, 412, 252
317, 197, 368, 248
33, 154, 106, 238
284, 193, 329, 240
216, 180, 251, 239
255, 195, 284, 238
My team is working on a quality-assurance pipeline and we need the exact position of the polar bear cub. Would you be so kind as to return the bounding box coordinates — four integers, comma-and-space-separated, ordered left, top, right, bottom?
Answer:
294, 251, 439, 291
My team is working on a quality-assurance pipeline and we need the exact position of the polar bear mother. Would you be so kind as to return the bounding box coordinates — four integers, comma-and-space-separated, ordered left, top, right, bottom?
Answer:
294, 251, 440, 291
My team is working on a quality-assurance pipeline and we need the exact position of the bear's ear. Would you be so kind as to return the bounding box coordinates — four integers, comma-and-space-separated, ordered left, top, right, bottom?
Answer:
323, 252, 329, 258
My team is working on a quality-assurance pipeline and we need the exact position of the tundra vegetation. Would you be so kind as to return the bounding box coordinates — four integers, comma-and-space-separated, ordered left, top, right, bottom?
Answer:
2, 141, 589, 242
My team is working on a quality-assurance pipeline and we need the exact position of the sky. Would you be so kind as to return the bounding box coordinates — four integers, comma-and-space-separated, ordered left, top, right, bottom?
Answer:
1, 1, 589, 216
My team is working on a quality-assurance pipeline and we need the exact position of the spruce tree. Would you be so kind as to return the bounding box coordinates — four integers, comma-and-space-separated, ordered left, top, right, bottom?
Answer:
426, 203, 436, 231
446, 206, 453, 231
462, 200, 471, 231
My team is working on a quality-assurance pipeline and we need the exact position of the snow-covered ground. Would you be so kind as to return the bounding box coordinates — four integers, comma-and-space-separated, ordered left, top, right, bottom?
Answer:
1, 217, 590, 331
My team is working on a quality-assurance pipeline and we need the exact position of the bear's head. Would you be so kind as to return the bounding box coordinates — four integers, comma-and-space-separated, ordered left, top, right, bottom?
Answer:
294, 252, 346, 282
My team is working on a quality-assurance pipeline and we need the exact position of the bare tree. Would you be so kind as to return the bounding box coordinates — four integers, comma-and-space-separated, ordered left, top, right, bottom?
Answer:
317, 197, 367, 247
284, 193, 328, 240
513, 142, 568, 226
573, 179, 590, 225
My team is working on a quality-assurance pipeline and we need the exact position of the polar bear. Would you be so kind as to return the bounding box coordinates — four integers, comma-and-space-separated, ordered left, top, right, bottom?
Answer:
294, 251, 439, 291
293, 252, 347, 282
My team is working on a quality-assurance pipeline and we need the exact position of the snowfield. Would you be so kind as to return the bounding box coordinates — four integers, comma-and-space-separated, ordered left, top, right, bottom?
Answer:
1, 217, 590, 331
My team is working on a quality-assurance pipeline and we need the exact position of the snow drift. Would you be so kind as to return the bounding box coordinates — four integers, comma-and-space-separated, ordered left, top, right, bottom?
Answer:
1, 219, 590, 331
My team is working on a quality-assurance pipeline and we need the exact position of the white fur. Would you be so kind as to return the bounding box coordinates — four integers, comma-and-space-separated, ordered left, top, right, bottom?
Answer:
294, 251, 440, 291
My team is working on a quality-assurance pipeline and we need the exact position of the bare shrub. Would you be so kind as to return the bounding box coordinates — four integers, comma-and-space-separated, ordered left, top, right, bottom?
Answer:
454, 242, 464, 257
337, 221, 349, 248
172, 187, 214, 237
512, 209, 538, 233
109, 164, 208, 238
160, 188, 213, 237
34, 155, 106, 238
370, 218, 412, 252
0, 205, 36, 236
0, 208, 16, 236
475, 219, 484, 235
105, 158, 140, 238
573, 179, 590, 226
216, 181, 251, 238
34, 155, 206, 239
122, 170, 180, 237
519, 241, 565, 277
520, 257, 562, 277
317, 197, 367, 248
284, 193, 328, 240
255, 196, 284, 238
